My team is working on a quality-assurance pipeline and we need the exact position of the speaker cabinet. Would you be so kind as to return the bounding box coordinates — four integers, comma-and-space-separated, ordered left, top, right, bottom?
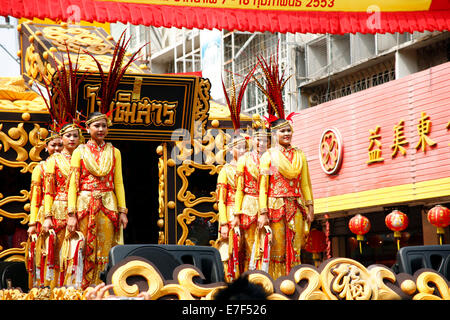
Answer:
102, 244, 224, 284
0, 261, 29, 292
394, 244, 450, 280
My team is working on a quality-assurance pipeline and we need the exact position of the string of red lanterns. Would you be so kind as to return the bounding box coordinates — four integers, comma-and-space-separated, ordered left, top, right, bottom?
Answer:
341, 205, 450, 258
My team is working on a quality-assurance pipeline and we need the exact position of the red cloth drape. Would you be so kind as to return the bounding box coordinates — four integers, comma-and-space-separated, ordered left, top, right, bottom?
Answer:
2, 0, 449, 34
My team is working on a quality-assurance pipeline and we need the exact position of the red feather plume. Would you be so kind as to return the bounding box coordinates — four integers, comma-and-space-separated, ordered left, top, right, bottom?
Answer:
222, 65, 257, 133
253, 49, 292, 121
36, 43, 88, 132
84, 30, 145, 117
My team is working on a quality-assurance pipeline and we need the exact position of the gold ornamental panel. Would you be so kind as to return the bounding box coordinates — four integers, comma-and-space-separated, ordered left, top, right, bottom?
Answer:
2, 257, 449, 300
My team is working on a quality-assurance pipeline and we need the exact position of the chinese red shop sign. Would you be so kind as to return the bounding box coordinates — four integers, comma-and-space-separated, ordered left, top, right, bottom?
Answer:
318, 111, 450, 175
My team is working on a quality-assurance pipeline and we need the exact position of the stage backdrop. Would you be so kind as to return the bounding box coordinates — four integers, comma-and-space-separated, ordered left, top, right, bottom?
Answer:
2, 0, 450, 34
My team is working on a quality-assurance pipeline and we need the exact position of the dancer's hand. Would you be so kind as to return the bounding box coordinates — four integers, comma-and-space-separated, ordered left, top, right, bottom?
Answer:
119, 213, 128, 229
42, 217, 53, 233
85, 283, 115, 300
27, 225, 36, 236
307, 205, 314, 223
258, 213, 269, 229
230, 215, 240, 229
67, 214, 78, 233
220, 224, 229, 240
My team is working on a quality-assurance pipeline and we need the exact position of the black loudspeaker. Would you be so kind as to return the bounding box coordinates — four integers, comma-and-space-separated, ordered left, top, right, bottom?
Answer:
0, 261, 29, 292
102, 244, 224, 284
394, 244, 450, 280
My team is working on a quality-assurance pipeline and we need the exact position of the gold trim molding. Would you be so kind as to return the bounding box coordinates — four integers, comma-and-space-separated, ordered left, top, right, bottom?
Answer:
177, 208, 218, 245
176, 160, 219, 208
1, 257, 449, 300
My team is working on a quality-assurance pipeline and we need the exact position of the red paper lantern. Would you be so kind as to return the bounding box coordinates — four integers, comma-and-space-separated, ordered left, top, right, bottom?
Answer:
427, 205, 450, 245
349, 214, 371, 253
385, 210, 409, 250
305, 229, 327, 253
305, 229, 327, 267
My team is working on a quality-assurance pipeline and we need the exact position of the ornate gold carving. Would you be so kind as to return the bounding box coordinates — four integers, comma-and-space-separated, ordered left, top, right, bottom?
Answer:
293, 265, 328, 300
42, 26, 114, 56
413, 270, 450, 300
108, 259, 223, 300
368, 265, 402, 300
400, 279, 417, 296
320, 258, 378, 300
0, 242, 27, 261
1, 258, 450, 300
51, 286, 83, 300
28, 123, 48, 162
25, 287, 51, 300
24, 43, 54, 82
177, 208, 217, 245
110, 258, 164, 298
0, 123, 29, 162
177, 160, 219, 208
247, 272, 274, 295
157, 144, 166, 245
174, 127, 230, 166
0, 190, 30, 225
194, 78, 211, 139
176, 266, 226, 298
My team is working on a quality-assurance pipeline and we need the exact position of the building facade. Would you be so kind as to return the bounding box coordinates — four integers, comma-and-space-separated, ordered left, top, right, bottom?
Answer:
291, 61, 450, 266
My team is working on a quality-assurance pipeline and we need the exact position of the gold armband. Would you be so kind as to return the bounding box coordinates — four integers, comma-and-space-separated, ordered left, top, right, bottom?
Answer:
118, 207, 128, 215
305, 200, 314, 206
259, 208, 268, 215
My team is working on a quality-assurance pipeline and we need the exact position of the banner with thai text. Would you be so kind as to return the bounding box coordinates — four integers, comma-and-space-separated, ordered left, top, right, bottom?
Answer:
2, 0, 449, 34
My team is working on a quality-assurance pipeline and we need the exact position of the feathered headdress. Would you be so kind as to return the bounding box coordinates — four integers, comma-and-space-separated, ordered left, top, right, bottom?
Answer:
84, 30, 144, 127
251, 114, 271, 138
37, 45, 87, 142
253, 51, 296, 130
221, 65, 257, 148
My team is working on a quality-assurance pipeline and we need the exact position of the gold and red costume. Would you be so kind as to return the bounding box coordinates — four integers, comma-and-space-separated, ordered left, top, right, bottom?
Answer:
29, 161, 47, 233
43, 150, 73, 288
26, 160, 47, 287
68, 140, 126, 289
234, 151, 261, 272
216, 162, 238, 282
259, 145, 313, 279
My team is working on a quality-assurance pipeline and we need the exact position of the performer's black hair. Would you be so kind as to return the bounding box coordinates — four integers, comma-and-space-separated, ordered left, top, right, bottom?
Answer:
213, 275, 268, 300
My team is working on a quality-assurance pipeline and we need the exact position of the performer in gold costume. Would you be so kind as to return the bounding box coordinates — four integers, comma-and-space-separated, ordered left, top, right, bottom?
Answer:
27, 51, 85, 288
255, 55, 314, 279
27, 133, 62, 288
234, 117, 271, 273
67, 111, 128, 289
27, 134, 63, 237
43, 123, 82, 288
217, 134, 247, 282
67, 33, 137, 289
216, 70, 254, 282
